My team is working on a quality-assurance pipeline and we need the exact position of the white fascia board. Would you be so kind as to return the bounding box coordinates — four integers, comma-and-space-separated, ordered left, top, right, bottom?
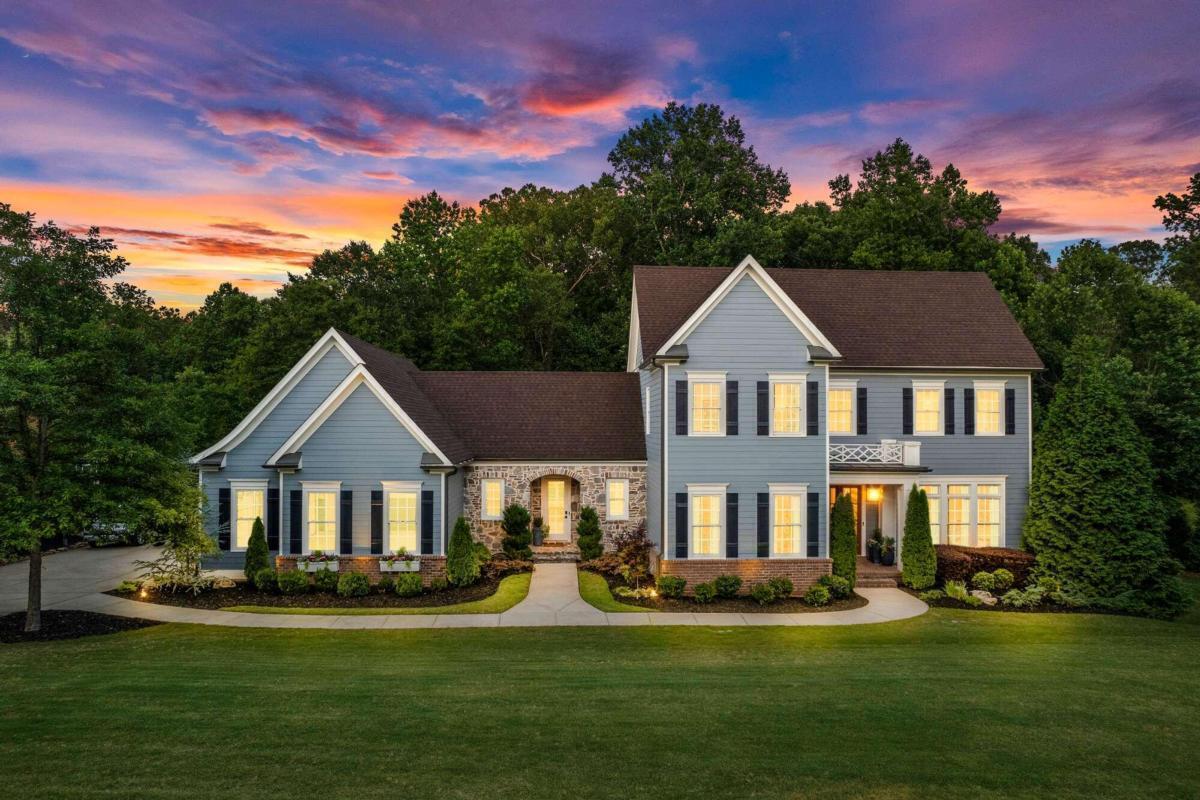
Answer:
655, 255, 841, 358
190, 328, 363, 463
626, 280, 641, 372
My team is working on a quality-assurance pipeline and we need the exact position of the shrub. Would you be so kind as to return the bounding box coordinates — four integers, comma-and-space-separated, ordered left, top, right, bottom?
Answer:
767, 576, 795, 598
692, 581, 717, 603
1165, 497, 1200, 571
713, 574, 743, 598
252, 567, 277, 593
818, 574, 850, 600
918, 589, 945, 602
901, 486, 936, 589
611, 524, 654, 580
377, 576, 395, 594
830, 493, 857, 587
447, 516, 481, 587
500, 504, 533, 559
935, 545, 1035, 587
243, 517, 271, 581
964, 594, 983, 608
276, 570, 308, 595
992, 568, 1014, 592
394, 572, 422, 597
971, 571, 997, 592
430, 576, 449, 591
481, 557, 534, 580
804, 584, 831, 606
1001, 587, 1043, 609
337, 572, 370, 598
656, 575, 686, 599
576, 506, 603, 560
313, 568, 339, 593
116, 580, 140, 593
472, 541, 492, 564
944, 580, 969, 602
750, 583, 778, 605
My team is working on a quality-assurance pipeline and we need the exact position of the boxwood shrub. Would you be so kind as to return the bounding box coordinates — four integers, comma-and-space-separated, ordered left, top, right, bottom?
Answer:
337, 572, 370, 598
692, 581, 717, 604
713, 574, 743, 598
656, 575, 686, 598
749, 582, 777, 605
394, 573, 422, 597
251, 567, 278, 593
767, 576, 794, 598
312, 568, 339, 593
276, 570, 309, 595
818, 574, 850, 600
803, 584, 830, 606
971, 571, 997, 592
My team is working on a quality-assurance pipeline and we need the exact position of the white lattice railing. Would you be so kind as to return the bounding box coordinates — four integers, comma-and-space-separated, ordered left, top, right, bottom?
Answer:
830, 440, 919, 466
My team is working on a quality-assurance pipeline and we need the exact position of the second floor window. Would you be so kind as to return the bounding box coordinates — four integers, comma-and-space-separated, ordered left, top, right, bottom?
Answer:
771, 378, 804, 435
975, 382, 1003, 435
691, 380, 723, 435
827, 383, 854, 435
914, 384, 943, 434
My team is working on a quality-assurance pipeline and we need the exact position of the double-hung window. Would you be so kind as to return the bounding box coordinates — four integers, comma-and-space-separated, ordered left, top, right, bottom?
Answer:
827, 380, 856, 436
230, 480, 267, 551
688, 485, 725, 558
382, 481, 419, 553
481, 478, 504, 520
303, 482, 339, 554
689, 372, 725, 435
913, 381, 944, 435
770, 373, 806, 436
976, 484, 1002, 546
946, 484, 971, 545
606, 479, 629, 520
921, 484, 941, 545
770, 485, 808, 557
974, 381, 1004, 436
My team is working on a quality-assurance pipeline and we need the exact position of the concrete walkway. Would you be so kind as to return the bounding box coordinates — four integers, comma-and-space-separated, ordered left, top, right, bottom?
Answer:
1, 548, 927, 629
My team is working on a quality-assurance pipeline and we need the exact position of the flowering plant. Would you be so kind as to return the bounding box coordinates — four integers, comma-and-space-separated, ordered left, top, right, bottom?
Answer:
298, 550, 338, 564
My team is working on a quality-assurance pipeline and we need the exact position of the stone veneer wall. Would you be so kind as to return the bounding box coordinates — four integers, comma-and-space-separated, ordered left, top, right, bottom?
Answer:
276, 556, 447, 586
658, 558, 833, 596
463, 463, 646, 552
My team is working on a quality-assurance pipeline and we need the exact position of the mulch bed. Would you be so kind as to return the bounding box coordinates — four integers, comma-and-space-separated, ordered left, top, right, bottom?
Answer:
594, 572, 868, 613
109, 576, 506, 610
1, 611, 161, 643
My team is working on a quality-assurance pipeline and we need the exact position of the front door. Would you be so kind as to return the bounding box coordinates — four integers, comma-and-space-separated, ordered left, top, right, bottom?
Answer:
545, 478, 568, 540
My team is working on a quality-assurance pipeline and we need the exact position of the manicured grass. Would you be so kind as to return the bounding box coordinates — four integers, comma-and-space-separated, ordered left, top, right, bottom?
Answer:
577, 568, 655, 612
1, 582, 1197, 799
223, 572, 530, 615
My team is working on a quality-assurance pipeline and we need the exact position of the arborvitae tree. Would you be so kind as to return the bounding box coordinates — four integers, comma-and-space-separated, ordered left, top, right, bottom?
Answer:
446, 516, 480, 587
1023, 339, 1189, 618
243, 517, 270, 580
500, 503, 532, 559
830, 493, 857, 588
900, 486, 936, 589
576, 506, 602, 560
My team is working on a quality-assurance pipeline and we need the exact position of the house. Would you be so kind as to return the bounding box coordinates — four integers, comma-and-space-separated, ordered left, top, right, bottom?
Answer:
192, 256, 1041, 590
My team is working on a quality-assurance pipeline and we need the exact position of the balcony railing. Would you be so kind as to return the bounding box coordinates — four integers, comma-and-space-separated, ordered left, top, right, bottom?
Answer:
829, 439, 921, 467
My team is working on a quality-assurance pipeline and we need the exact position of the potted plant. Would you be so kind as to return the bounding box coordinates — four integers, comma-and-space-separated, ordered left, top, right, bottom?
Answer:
379, 548, 420, 573
880, 536, 896, 567
532, 516, 545, 546
296, 551, 339, 572
867, 529, 883, 563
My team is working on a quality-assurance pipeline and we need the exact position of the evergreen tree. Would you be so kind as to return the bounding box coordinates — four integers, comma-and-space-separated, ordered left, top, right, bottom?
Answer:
830, 494, 857, 588
446, 516, 480, 587
576, 506, 602, 560
500, 504, 532, 560
243, 517, 270, 580
900, 486, 936, 590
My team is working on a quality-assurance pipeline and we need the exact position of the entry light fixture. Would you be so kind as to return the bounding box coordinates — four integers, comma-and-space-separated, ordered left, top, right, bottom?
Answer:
865, 487, 882, 503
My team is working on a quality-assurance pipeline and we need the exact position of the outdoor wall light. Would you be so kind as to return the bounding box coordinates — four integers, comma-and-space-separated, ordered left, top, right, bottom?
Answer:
865, 487, 882, 503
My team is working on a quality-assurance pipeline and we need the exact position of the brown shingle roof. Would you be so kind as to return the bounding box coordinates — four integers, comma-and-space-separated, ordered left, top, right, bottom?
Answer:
634, 266, 1043, 370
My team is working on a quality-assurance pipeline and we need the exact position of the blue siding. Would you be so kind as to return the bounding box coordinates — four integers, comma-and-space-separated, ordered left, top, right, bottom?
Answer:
638, 337, 664, 551
667, 275, 829, 558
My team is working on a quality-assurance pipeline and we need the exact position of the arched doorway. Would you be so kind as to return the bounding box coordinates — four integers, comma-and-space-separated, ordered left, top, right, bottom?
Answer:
529, 474, 582, 542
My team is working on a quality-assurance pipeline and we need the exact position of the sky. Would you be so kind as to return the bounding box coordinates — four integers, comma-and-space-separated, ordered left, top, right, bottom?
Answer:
2, 1, 1198, 309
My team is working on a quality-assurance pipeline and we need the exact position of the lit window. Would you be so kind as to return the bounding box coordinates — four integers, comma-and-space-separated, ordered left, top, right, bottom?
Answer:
691, 381, 723, 434
606, 479, 629, 520
827, 384, 854, 435
306, 490, 337, 553
691, 494, 722, 557
772, 492, 804, 555
975, 383, 1003, 435
481, 479, 504, 520
387, 491, 418, 553
771, 377, 805, 435
946, 485, 970, 546
977, 484, 1001, 546
914, 384, 943, 434
920, 484, 941, 545
233, 486, 265, 550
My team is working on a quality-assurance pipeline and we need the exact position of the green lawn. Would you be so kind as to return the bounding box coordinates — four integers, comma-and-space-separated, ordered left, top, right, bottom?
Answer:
222, 572, 531, 615
1, 579, 1197, 800
577, 568, 655, 612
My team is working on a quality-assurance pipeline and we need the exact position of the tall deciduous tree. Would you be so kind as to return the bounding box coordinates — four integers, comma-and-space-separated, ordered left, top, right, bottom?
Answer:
1154, 171, 1200, 302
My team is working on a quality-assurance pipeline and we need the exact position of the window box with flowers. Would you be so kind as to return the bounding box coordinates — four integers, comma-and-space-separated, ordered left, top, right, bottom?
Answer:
379, 549, 421, 573
296, 551, 340, 572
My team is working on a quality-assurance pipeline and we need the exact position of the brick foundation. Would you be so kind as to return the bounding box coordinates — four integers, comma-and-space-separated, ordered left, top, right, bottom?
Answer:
275, 556, 447, 586
658, 559, 832, 597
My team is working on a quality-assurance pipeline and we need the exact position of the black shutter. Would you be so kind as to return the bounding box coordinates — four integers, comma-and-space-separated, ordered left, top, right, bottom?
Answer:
340, 490, 353, 555
289, 490, 302, 555
370, 490, 384, 554
726, 493, 739, 558
807, 492, 820, 558
267, 486, 280, 551
856, 387, 868, 435
757, 492, 769, 557
902, 387, 913, 435
674, 493, 688, 559
757, 381, 769, 435
945, 388, 956, 435
217, 487, 230, 551
675, 380, 688, 436
964, 388, 975, 435
1005, 388, 1016, 435
807, 381, 819, 436
726, 381, 738, 435
421, 490, 434, 555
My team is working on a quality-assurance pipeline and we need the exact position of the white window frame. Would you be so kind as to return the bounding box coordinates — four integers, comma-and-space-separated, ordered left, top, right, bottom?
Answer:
687, 371, 726, 437
768, 483, 809, 558
229, 479, 268, 552
769, 372, 808, 437
919, 477, 1006, 548
606, 478, 630, 521
381, 480, 421, 554
912, 380, 945, 437
973, 380, 1006, 437
687, 483, 727, 559
827, 379, 857, 437
301, 480, 341, 555
480, 478, 505, 521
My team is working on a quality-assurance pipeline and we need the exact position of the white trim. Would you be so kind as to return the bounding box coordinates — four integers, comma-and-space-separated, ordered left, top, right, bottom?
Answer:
191, 328, 362, 463
480, 478, 505, 521
768, 483, 809, 559
300, 481, 341, 555
465, 460, 649, 466
228, 479, 269, 552
823, 363, 831, 559
381, 481, 422, 555
911, 380, 945, 437
439, 472, 447, 556
605, 478, 630, 521
768, 372, 808, 437
827, 378, 857, 437
973, 380, 1006, 437
626, 280, 641, 372
644, 387, 650, 435
656, 255, 841, 357
267, 366, 450, 466
685, 483, 728, 559
1026, 374, 1033, 480
687, 371, 727, 437
662, 363, 670, 556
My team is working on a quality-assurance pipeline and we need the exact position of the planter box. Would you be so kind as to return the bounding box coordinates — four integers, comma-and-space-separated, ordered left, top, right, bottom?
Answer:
296, 560, 339, 573
379, 559, 420, 573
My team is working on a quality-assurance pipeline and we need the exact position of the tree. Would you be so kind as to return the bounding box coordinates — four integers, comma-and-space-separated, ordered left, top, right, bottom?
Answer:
243, 517, 269, 580
446, 516, 480, 586
900, 486, 936, 590
830, 493, 857, 588
1023, 339, 1189, 618
500, 504, 532, 559
1154, 171, 1200, 302
576, 506, 602, 561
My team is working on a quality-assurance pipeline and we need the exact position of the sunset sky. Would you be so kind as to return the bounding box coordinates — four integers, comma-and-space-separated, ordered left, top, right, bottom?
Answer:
2, 1, 1198, 309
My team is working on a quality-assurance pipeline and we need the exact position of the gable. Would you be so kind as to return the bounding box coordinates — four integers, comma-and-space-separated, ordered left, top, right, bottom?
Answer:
683, 272, 813, 360
298, 382, 431, 468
